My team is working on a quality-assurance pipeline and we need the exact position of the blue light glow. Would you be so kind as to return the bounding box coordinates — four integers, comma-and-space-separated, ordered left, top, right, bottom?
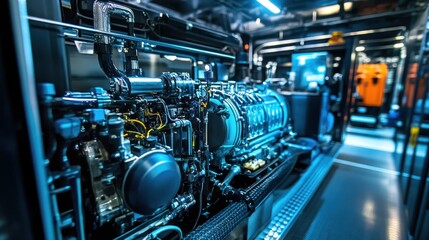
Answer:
257, 0, 281, 14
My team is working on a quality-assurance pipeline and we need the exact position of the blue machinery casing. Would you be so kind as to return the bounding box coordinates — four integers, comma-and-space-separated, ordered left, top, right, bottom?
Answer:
208, 84, 289, 162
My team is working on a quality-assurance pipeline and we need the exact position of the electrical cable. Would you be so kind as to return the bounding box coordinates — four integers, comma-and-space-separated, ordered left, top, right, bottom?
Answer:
191, 178, 205, 231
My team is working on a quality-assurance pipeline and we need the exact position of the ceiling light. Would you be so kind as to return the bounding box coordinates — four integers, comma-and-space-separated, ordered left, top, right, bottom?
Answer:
256, 18, 261, 24
317, 2, 353, 16
355, 46, 365, 52
395, 36, 405, 40
257, 0, 281, 14
394, 43, 404, 48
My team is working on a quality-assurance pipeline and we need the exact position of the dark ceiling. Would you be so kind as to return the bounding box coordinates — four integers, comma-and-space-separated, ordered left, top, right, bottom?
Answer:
131, 0, 428, 37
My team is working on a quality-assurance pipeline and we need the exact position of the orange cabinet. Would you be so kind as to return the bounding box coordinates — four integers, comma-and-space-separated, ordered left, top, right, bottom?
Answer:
354, 63, 388, 107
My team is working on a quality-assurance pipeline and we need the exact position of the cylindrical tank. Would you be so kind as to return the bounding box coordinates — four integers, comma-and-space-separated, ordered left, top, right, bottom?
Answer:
122, 150, 181, 215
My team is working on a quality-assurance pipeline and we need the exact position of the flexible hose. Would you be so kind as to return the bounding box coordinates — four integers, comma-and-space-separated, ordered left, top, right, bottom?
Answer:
184, 202, 249, 240
143, 225, 183, 240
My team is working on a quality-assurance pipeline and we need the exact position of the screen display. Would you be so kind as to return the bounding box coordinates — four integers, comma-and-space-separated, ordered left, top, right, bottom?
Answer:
291, 52, 331, 91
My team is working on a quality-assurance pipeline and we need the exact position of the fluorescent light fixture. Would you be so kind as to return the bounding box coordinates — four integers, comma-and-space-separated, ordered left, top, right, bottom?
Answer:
394, 43, 404, 48
395, 36, 405, 40
317, 2, 353, 16
355, 46, 365, 52
257, 0, 281, 14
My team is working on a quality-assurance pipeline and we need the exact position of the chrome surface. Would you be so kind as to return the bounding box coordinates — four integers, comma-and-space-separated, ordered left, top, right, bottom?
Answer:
128, 77, 164, 95
93, 0, 135, 44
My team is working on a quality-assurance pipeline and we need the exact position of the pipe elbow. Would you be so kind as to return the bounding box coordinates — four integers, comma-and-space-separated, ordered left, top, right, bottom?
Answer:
93, 1, 135, 43
109, 2, 135, 23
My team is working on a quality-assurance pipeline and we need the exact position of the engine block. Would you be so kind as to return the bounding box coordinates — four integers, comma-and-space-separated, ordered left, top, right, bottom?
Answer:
37, 1, 308, 239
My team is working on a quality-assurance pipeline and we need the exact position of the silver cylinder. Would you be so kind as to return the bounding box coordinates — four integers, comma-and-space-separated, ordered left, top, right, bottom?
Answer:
129, 77, 164, 95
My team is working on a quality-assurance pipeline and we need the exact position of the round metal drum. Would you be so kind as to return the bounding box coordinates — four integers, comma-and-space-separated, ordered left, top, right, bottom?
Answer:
122, 150, 181, 215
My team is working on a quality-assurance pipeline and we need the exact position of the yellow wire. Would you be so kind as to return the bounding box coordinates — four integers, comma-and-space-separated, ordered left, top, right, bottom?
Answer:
145, 108, 164, 130
125, 130, 145, 139
126, 119, 147, 132
156, 113, 164, 130
146, 129, 154, 138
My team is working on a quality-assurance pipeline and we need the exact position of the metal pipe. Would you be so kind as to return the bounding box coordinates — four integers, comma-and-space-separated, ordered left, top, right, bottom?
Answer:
128, 77, 164, 95
27, 16, 235, 59
254, 26, 406, 54
251, 7, 420, 37
399, 27, 429, 175
93, 0, 135, 44
221, 165, 241, 187
69, 166, 85, 240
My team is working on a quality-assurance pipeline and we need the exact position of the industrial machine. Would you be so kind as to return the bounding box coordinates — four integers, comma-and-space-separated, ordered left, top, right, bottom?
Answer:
273, 52, 335, 142
28, 1, 313, 239
350, 63, 388, 127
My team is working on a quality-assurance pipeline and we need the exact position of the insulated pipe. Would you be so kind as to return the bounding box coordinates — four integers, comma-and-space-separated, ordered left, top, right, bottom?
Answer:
93, 0, 135, 44
93, 1, 136, 96
92, 2, 197, 97
184, 154, 299, 239
93, 28, 128, 95
96, 43, 164, 96
184, 202, 249, 240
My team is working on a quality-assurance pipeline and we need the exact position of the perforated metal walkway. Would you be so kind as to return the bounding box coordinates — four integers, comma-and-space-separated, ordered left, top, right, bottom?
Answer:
256, 131, 409, 240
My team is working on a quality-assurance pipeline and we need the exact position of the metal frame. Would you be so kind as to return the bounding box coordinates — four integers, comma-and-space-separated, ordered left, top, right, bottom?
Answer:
0, 0, 56, 239
398, 7, 429, 239
251, 7, 425, 37
254, 26, 406, 56
27, 16, 235, 60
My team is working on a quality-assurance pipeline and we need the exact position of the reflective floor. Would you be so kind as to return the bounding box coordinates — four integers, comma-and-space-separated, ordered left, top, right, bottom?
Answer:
286, 126, 409, 240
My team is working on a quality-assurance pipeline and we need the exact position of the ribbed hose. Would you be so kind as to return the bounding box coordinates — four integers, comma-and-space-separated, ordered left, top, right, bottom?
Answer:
245, 157, 297, 207
184, 202, 249, 240
184, 157, 298, 240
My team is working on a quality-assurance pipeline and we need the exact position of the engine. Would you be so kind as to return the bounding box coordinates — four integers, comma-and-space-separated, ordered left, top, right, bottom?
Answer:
208, 83, 289, 166
38, 1, 309, 239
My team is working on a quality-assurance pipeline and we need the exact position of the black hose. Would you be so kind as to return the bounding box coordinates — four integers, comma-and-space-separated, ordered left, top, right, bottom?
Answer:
95, 43, 130, 96
184, 155, 298, 240
95, 43, 122, 78
184, 202, 249, 240
245, 157, 297, 209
